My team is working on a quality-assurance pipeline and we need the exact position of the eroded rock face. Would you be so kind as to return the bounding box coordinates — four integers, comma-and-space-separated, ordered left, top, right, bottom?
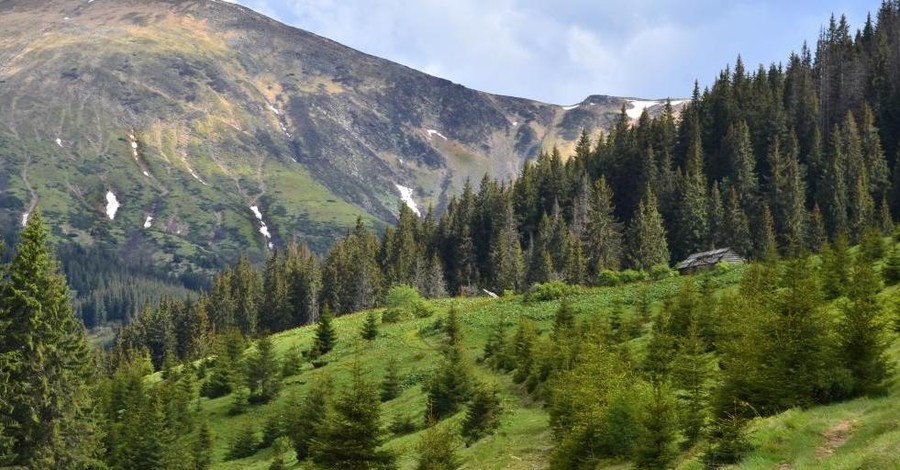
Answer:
0, 0, 683, 268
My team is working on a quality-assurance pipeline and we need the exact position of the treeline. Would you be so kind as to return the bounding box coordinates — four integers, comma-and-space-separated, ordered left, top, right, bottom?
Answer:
479, 239, 898, 468
111, 5, 900, 365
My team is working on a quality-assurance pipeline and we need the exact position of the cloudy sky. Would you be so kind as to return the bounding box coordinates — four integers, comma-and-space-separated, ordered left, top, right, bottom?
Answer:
232, 0, 876, 105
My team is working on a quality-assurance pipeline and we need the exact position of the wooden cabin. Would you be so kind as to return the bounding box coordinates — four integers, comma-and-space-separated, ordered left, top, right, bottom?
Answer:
675, 248, 744, 274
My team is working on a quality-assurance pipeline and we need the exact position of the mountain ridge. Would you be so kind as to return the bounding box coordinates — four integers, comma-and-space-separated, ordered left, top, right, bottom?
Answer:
0, 0, 683, 270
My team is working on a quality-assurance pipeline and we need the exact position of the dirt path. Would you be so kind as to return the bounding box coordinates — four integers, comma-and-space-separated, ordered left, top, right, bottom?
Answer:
816, 420, 853, 459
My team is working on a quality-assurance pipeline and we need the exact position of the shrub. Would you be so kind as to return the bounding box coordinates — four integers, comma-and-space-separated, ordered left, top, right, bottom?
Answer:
524, 281, 575, 302
412, 299, 436, 318
597, 270, 622, 287
649, 264, 676, 280
382, 307, 404, 324
619, 269, 648, 284
386, 284, 423, 309
389, 412, 420, 436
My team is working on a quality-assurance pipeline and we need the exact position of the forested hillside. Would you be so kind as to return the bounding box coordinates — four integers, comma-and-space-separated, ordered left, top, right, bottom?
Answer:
3, 2, 900, 470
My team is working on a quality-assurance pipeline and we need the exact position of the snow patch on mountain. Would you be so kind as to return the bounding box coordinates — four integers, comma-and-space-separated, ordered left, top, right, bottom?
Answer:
144, 215, 153, 229
21, 212, 29, 227
426, 129, 447, 140
395, 184, 421, 217
56, 138, 63, 147
105, 191, 120, 220
562, 104, 580, 110
250, 205, 273, 248
626, 100, 661, 119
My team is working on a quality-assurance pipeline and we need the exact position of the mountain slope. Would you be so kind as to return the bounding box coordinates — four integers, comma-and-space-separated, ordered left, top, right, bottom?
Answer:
0, 0, 682, 269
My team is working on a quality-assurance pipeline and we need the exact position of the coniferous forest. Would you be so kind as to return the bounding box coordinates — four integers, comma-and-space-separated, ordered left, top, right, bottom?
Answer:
3, 4, 900, 470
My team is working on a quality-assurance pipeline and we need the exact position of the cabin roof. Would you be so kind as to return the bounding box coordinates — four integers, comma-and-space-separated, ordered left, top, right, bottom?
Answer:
675, 247, 744, 270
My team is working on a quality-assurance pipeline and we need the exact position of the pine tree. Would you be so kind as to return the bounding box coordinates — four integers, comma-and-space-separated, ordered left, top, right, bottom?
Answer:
721, 187, 753, 257
424, 336, 474, 420
225, 425, 259, 461
380, 356, 403, 402
193, 421, 213, 470
626, 188, 671, 270
806, 204, 828, 252
285, 375, 332, 461
414, 421, 461, 470
586, 177, 624, 278
822, 236, 852, 300
312, 307, 336, 357
633, 382, 679, 470
246, 336, 282, 404
361, 311, 379, 341
840, 258, 891, 396
0, 212, 103, 468
492, 200, 525, 293
310, 363, 395, 469
675, 128, 710, 259
883, 246, 900, 285
461, 383, 503, 446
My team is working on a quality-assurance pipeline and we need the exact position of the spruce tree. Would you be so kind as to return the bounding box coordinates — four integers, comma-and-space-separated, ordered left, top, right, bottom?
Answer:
461, 383, 503, 446
676, 129, 711, 259
840, 258, 891, 396
285, 375, 332, 461
0, 212, 103, 468
883, 246, 900, 285
246, 336, 282, 404
633, 382, 679, 470
310, 363, 395, 469
361, 311, 379, 341
492, 200, 525, 293
722, 187, 753, 257
586, 177, 624, 278
312, 307, 336, 357
626, 188, 670, 270
414, 421, 461, 470
193, 421, 213, 470
380, 356, 403, 402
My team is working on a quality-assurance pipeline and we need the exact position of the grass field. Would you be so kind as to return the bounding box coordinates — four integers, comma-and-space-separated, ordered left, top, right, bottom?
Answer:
188, 263, 898, 470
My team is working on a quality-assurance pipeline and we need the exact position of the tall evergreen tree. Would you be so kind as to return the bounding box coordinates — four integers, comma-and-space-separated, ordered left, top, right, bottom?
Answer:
0, 212, 104, 469
586, 177, 624, 278
626, 188, 670, 270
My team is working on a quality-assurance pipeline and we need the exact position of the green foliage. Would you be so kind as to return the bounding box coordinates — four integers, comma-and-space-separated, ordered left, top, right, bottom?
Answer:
703, 404, 751, 469
0, 212, 103, 468
649, 264, 676, 280
361, 311, 379, 341
839, 258, 891, 397
312, 307, 336, 357
225, 425, 259, 461
246, 336, 282, 404
381, 307, 403, 324
523, 280, 575, 302
633, 382, 679, 469
386, 284, 423, 309
415, 422, 462, 470
280, 345, 303, 377
309, 362, 396, 469
461, 383, 504, 445
285, 375, 332, 461
380, 356, 403, 402
884, 245, 900, 285
388, 412, 420, 436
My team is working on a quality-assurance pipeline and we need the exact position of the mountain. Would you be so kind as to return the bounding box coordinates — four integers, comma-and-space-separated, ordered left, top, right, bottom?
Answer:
0, 0, 683, 270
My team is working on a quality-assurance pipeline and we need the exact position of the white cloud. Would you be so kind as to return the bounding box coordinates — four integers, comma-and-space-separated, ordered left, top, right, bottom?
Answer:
232, 0, 876, 104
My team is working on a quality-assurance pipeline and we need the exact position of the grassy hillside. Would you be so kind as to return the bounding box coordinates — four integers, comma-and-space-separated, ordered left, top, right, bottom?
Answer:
183, 261, 898, 470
